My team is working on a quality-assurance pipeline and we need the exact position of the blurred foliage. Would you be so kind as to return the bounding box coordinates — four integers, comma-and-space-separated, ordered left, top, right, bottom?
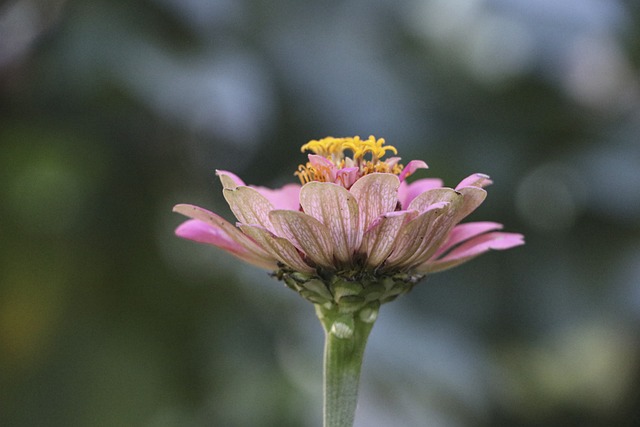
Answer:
1, 0, 640, 426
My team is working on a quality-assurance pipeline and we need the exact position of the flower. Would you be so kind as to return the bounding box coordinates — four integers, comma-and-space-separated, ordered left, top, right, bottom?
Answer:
174, 136, 523, 309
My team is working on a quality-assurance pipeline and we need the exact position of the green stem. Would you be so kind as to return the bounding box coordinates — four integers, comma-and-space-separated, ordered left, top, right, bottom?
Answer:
316, 305, 377, 427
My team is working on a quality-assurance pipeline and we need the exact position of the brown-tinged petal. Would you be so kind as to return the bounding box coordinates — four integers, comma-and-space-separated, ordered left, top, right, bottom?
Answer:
239, 224, 315, 273
407, 187, 461, 212
216, 170, 245, 189
452, 186, 487, 223
223, 186, 275, 231
269, 210, 335, 268
349, 173, 400, 233
299, 182, 360, 264
396, 203, 460, 268
385, 202, 451, 268
217, 170, 301, 211
361, 210, 416, 268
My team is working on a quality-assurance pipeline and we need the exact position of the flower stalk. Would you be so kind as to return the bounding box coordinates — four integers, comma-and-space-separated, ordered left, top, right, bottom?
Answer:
316, 302, 377, 427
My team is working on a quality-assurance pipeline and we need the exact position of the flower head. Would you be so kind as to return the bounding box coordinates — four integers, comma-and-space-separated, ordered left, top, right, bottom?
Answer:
174, 136, 523, 311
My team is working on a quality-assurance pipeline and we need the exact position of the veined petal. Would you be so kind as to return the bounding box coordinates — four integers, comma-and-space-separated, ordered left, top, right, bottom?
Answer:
398, 159, 428, 181
362, 210, 416, 268
252, 184, 301, 210
400, 190, 480, 266
173, 204, 277, 270
239, 224, 315, 273
270, 210, 335, 268
453, 186, 487, 223
418, 232, 525, 273
223, 186, 275, 232
455, 173, 493, 190
398, 178, 444, 209
385, 202, 451, 268
408, 187, 461, 212
396, 204, 460, 268
432, 221, 504, 258
217, 170, 301, 211
216, 170, 245, 189
300, 182, 359, 264
349, 173, 400, 233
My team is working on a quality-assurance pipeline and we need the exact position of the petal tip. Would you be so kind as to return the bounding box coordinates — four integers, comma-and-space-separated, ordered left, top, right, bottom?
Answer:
399, 159, 429, 181
173, 203, 196, 215
456, 173, 493, 190
217, 170, 245, 189
488, 232, 525, 250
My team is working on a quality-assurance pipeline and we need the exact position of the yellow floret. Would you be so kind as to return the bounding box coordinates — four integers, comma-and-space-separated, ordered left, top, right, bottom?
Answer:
297, 135, 404, 186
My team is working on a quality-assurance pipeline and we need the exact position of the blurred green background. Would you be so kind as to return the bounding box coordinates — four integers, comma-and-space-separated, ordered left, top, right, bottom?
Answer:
2, 0, 640, 426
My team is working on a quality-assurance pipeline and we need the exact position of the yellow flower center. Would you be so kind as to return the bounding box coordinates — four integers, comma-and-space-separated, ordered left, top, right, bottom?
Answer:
295, 136, 404, 186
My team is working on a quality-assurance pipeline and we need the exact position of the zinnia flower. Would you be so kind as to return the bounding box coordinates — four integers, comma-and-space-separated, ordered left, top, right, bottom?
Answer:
174, 136, 523, 315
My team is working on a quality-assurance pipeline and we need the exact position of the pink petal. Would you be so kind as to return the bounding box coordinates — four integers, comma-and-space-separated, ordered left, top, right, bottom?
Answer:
176, 219, 242, 251
385, 157, 402, 168
398, 178, 444, 208
407, 187, 461, 212
270, 210, 335, 268
173, 204, 277, 270
216, 170, 245, 189
308, 154, 337, 181
398, 159, 429, 181
252, 184, 301, 210
455, 173, 493, 190
222, 186, 275, 232
308, 154, 335, 169
299, 182, 360, 265
335, 167, 359, 188
239, 224, 315, 273
349, 173, 401, 233
361, 210, 416, 268
432, 221, 504, 258
385, 202, 452, 268
420, 231, 525, 273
